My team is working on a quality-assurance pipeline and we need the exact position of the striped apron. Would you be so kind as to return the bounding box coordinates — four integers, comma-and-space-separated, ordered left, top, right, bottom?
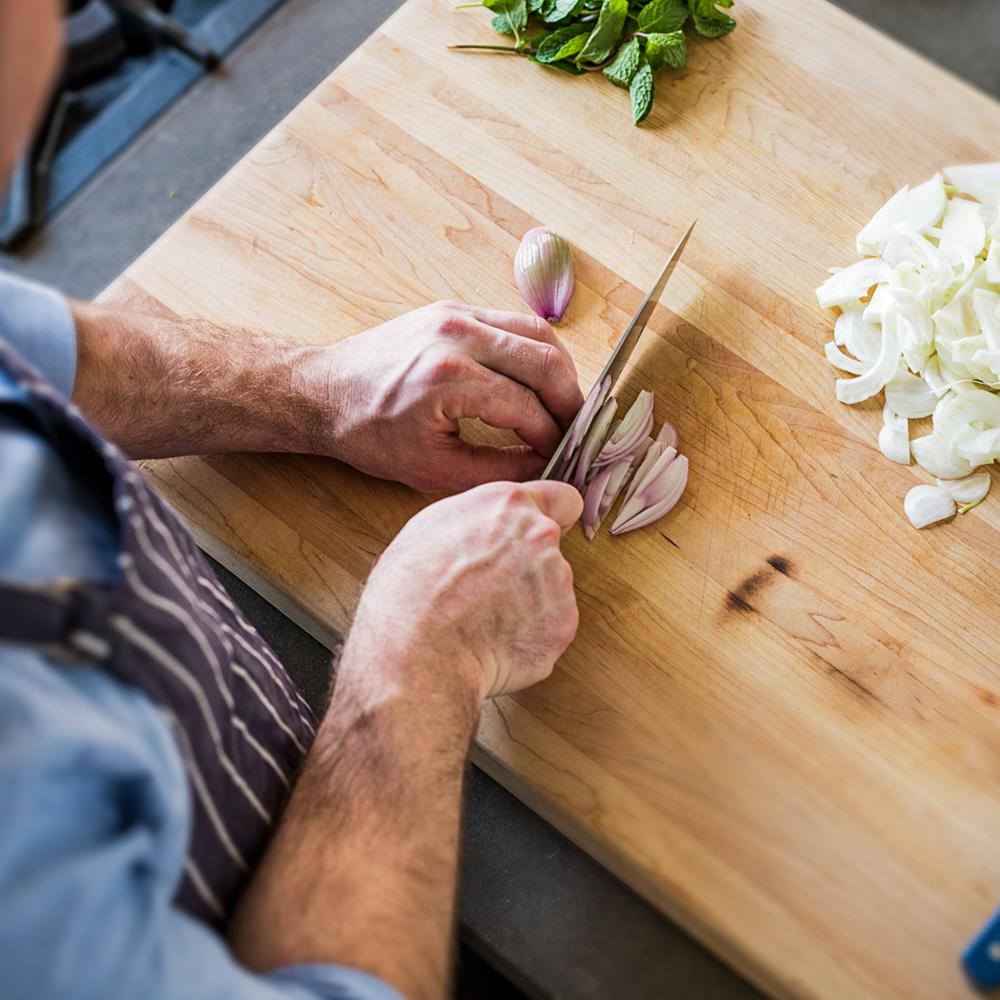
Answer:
0, 337, 317, 926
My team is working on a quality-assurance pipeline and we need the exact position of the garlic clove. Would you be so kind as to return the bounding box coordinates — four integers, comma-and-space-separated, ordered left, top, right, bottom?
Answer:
513, 227, 575, 323
903, 484, 957, 528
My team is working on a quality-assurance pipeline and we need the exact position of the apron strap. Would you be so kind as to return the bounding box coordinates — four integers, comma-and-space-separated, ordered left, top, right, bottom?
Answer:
0, 579, 114, 663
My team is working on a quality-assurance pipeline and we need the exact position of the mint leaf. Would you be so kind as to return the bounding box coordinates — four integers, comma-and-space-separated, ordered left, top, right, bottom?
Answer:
688, 0, 735, 37
484, 0, 528, 32
542, 0, 582, 23
603, 37, 641, 87
531, 54, 586, 74
527, 0, 547, 10
643, 29, 685, 70
629, 58, 654, 124
492, 13, 515, 34
692, 11, 734, 36
576, 0, 629, 64
536, 25, 590, 62
637, 0, 688, 33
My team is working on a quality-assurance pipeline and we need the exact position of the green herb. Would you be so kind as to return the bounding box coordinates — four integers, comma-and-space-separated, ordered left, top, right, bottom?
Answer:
603, 37, 641, 86
536, 25, 591, 62
637, 0, 688, 33
542, 0, 582, 22
452, 0, 735, 125
689, 0, 735, 37
629, 59, 654, 124
642, 29, 685, 70
577, 0, 629, 64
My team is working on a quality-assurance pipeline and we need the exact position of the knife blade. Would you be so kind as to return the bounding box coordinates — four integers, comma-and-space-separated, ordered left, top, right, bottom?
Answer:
540, 219, 696, 481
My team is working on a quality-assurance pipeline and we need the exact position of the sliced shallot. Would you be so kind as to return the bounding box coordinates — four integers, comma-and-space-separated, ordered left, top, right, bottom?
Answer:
581, 458, 633, 539
610, 454, 689, 535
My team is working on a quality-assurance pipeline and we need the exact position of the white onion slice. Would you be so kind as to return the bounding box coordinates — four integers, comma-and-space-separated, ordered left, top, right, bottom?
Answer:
938, 198, 987, 271
904, 484, 956, 528
944, 163, 1000, 208
825, 341, 868, 374
878, 407, 910, 465
911, 435, 973, 480
816, 259, 891, 309
834, 309, 881, 363
987, 233, 1000, 285
884, 368, 937, 418
818, 165, 1000, 528
937, 471, 991, 508
835, 313, 901, 404
856, 174, 947, 256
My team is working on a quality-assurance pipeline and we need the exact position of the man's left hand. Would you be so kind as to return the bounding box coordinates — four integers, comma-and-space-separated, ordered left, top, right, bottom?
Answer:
297, 300, 583, 492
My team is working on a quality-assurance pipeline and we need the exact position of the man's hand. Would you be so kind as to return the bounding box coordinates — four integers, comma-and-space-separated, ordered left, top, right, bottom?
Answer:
347, 479, 583, 707
230, 480, 582, 1000
71, 300, 582, 493
301, 301, 583, 492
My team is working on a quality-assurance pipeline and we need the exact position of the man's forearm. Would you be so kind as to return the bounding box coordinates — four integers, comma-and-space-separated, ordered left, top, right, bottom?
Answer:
69, 301, 328, 458
229, 626, 480, 1000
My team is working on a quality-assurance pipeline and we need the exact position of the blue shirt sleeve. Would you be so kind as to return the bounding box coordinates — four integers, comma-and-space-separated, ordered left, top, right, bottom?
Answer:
0, 271, 77, 397
0, 644, 404, 1000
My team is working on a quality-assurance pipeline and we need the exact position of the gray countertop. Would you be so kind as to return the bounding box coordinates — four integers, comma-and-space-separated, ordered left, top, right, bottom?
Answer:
3, 2, 998, 996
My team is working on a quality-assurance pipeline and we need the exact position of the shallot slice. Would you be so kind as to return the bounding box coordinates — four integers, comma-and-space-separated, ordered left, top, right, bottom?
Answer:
552, 376, 611, 482
612, 445, 679, 529
570, 396, 618, 491
655, 421, 679, 450
592, 390, 654, 468
581, 458, 632, 539
610, 455, 689, 535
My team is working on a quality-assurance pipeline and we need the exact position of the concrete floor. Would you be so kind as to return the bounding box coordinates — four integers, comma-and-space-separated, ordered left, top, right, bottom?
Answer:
2, 1, 999, 997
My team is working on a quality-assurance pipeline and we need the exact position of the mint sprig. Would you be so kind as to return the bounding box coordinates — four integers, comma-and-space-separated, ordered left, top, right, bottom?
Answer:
452, 0, 736, 126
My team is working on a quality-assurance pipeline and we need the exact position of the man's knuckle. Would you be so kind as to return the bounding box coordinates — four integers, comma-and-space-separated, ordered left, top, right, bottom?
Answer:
425, 351, 466, 384
538, 343, 562, 381
530, 519, 561, 545
515, 386, 540, 422
499, 484, 530, 510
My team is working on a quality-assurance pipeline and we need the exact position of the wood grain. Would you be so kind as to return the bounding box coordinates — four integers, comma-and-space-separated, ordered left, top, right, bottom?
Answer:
101, 2, 1000, 996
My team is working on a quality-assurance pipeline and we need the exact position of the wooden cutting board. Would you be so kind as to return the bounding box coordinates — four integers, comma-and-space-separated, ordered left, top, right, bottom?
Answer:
100, 1, 1000, 996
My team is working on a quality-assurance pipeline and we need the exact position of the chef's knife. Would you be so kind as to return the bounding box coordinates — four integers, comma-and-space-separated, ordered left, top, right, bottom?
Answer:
540, 219, 696, 481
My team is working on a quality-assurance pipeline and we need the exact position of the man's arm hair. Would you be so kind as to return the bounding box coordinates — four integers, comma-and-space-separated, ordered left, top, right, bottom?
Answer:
70, 301, 325, 459
228, 617, 479, 1000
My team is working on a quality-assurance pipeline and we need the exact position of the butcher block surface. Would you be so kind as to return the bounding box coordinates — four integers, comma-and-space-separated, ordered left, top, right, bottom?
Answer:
101, 1, 1000, 996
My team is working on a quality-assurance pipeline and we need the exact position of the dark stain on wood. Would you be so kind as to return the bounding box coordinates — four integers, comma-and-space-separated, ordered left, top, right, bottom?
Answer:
725, 569, 772, 615
726, 590, 755, 614
978, 688, 998, 707
767, 555, 793, 576
659, 532, 680, 550
826, 663, 881, 704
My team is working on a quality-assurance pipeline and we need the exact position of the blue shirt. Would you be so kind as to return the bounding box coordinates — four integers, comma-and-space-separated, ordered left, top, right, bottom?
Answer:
0, 272, 403, 1000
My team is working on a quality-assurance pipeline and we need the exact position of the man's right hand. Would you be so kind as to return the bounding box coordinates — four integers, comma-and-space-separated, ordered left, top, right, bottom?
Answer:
232, 480, 581, 999
341, 479, 583, 711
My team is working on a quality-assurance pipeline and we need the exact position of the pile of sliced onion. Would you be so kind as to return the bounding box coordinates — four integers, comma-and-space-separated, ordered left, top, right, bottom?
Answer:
817, 163, 1000, 527
552, 377, 689, 538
